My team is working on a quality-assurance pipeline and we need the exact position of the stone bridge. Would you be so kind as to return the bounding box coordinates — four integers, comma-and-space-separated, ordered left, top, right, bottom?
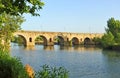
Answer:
13, 30, 104, 47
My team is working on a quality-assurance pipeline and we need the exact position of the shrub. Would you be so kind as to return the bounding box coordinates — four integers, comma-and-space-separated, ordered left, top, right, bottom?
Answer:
0, 52, 29, 78
35, 64, 69, 78
0, 52, 69, 78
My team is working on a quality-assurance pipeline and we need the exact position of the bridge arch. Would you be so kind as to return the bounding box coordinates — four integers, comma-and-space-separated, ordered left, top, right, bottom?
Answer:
12, 34, 27, 46
84, 37, 91, 45
35, 35, 47, 46
71, 37, 79, 45
55, 36, 64, 45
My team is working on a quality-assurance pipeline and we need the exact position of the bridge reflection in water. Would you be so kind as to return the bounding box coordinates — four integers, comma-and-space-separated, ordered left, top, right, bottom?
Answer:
20, 44, 101, 52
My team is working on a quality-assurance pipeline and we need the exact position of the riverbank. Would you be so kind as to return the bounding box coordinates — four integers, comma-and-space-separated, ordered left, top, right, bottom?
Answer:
104, 45, 120, 51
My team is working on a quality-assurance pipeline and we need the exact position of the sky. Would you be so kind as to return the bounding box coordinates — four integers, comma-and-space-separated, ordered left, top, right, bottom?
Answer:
21, 0, 120, 33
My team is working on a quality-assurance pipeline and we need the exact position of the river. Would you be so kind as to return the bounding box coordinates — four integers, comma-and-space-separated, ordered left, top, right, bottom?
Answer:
10, 43, 120, 78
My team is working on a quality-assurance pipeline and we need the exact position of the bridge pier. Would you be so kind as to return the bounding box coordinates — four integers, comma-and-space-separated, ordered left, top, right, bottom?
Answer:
58, 41, 70, 46
25, 37, 35, 47
26, 42, 35, 47
63, 41, 70, 46
46, 41, 54, 46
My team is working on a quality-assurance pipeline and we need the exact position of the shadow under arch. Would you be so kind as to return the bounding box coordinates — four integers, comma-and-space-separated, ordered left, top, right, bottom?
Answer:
35, 35, 47, 46
71, 37, 79, 45
84, 37, 91, 45
12, 34, 27, 46
54, 36, 64, 46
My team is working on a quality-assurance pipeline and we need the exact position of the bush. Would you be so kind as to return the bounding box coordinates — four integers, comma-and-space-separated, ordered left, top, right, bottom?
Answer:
35, 64, 69, 78
0, 52, 29, 78
0, 52, 69, 78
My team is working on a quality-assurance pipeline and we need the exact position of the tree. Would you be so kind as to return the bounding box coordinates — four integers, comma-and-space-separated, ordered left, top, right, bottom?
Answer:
106, 18, 120, 38
101, 31, 115, 48
12, 36, 25, 45
0, 13, 24, 51
0, 0, 44, 51
114, 33, 120, 45
0, 0, 44, 16
101, 17, 120, 48
92, 37, 101, 45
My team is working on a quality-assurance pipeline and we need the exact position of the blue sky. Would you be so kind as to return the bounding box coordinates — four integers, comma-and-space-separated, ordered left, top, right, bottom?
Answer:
21, 0, 120, 33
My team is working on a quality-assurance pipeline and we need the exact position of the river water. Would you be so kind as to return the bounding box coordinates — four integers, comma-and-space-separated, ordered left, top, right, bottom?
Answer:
10, 43, 120, 78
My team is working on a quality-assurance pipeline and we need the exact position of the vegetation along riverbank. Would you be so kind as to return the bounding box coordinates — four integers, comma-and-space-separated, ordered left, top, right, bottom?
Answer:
99, 18, 120, 51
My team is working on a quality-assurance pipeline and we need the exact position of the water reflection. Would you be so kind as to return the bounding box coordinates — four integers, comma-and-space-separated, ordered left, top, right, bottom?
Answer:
22, 45, 102, 52
11, 42, 102, 52
59, 45, 101, 52
25, 46, 35, 50
101, 50, 120, 78
102, 50, 120, 58
10, 43, 120, 78
43, 46, 54, 51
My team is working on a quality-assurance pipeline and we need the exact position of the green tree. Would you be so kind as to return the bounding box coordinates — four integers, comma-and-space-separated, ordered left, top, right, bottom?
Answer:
114, 33, 120, 45
12, 36, 25, 45
0, 13, 24, 51
35, 36, 43, 41
101, 18, 120, 48
92, 37, 101, 45
106, 18, 120, 38
0, 0, 44, 16
101, 31, 115, 48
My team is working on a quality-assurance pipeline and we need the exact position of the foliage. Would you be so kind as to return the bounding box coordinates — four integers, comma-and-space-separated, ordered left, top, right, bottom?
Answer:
101, 31, 115, 48
106, 18, 120, 37
35, 36, 43, 41
101, 17, 120, 48
114, 33, 120, 45
92, 37, 101, 45
12, 36, 25, 45
0, 13, 24, 51
0, 51, 69, 78
0, 51, 29, 78
0, 0, 44, 16
35, 64, 69, 78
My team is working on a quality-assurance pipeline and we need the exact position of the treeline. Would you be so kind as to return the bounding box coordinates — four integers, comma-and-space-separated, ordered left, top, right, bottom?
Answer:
94, 18, 120, 50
